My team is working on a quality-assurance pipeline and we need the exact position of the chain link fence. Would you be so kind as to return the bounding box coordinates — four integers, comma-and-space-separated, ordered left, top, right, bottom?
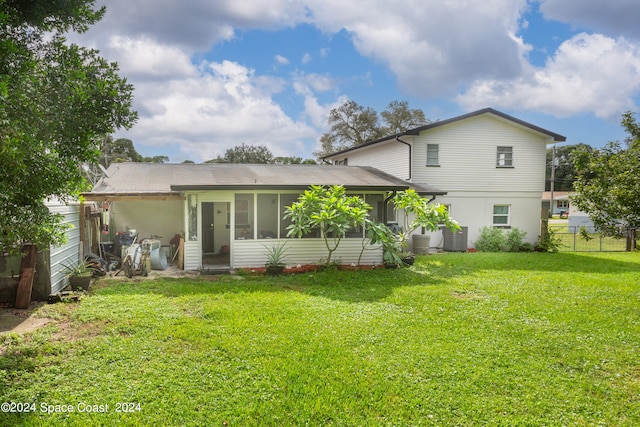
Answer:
549, 225, 628, 252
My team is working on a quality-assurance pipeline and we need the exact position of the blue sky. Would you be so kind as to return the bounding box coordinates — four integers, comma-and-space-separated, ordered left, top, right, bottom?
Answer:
75, 0, 640, 162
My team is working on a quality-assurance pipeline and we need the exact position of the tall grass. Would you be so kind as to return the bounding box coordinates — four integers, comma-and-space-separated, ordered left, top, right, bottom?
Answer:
1, 252, 639, 426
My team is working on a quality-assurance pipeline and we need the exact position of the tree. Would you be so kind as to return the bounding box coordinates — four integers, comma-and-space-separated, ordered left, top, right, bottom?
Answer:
313, 100, 384, 157
572, 112, 640, 238
284, 185, 371, 265
99, 137, 142, 166
314, 100, 430, 158
206, 143, 274, 164
380, 100, 430, 134
206, 144, 315, 164
0, 1, 137, 252
545, 143, 592, 191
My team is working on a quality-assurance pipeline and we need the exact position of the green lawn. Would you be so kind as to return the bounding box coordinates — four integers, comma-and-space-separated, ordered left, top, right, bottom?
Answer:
1, 252, 639, 426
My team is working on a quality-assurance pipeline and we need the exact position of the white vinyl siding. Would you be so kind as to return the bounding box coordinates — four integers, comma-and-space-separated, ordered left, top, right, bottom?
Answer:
412, 115, 549, 192
326, 140, 410, 180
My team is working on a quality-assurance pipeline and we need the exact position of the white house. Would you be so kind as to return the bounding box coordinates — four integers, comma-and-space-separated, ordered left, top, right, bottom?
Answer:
323, 108, 566, 249
82, 163, 444, 270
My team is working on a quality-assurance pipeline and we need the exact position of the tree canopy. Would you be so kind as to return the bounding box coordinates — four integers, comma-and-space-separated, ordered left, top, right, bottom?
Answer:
0, 0, 137, 252
314, 100, 430, 158
572, 112, 640, 236
545, 144, 592, 191
205, 143, 315, 164
98, 137, 168, 167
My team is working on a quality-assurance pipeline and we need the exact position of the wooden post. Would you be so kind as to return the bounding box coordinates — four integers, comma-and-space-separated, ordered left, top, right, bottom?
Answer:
177, 238, 185, 270
15, 244, 37, 309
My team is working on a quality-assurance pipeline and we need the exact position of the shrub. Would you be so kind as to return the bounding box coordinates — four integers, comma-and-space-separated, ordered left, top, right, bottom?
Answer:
505, 227, 527, 252
475, 227, 527, 252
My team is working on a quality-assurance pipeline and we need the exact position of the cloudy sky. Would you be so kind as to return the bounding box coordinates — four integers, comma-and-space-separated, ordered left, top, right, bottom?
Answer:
75, 0, 640, 162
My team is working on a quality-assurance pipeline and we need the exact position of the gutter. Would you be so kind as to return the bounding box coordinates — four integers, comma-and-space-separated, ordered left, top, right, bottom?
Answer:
395, 135, 412, 181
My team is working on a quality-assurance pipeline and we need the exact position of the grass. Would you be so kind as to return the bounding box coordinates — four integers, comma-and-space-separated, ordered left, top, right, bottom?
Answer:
1, 252, 639, 426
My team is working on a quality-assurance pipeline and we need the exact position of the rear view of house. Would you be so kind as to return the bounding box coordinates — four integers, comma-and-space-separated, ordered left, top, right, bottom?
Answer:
323, 108, 566, 249
83, 163, 441, 270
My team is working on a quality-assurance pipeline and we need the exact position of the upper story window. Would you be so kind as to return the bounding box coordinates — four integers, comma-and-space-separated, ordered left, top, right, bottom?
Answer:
496, 146, 513, 167
426, 144, 439, 166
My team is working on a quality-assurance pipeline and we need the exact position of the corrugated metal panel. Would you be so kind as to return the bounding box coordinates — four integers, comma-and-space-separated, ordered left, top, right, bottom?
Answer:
232, 239, 382, 269
47, 200, 81, 294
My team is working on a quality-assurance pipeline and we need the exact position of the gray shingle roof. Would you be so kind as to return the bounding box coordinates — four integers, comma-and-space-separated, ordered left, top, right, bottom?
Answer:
86, 163, 446, 196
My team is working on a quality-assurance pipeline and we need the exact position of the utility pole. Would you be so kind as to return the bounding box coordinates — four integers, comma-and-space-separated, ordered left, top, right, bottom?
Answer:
549, 144, 556, 218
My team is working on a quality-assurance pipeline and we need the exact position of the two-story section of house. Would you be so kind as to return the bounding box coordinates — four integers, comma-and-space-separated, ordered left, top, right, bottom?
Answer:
323, 108, 566, 249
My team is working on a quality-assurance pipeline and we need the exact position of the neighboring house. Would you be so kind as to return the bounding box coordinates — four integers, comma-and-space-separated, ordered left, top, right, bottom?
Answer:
542, 191, 570, 217
323, 108, 566, 249
82, 163, 443, 270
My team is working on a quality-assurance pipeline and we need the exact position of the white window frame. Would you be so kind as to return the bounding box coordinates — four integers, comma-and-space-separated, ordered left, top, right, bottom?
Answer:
492, 204, 510, 227
496, 146, 513, 167
426, 144, 439, 166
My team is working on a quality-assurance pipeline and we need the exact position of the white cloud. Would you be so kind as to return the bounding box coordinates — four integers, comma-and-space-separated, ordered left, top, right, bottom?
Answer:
124, 60, 316, 161
539, 0, 640, 40
305, 0, 529, 97
274, 54, 290, 66
457, 33, 640, 119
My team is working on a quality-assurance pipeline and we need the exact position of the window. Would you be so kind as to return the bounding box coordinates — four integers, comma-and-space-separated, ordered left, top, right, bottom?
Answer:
235, 194, 254, 239
557, 200, 569, 209
496, 146, 513, 167
365, 194, 384, 223
257, 194, 278, 239
187, 194, 198, 241
279, 194, 298, 238
426, 144, 439, 166
335, 158, 348, 165
493, 205, 510, 226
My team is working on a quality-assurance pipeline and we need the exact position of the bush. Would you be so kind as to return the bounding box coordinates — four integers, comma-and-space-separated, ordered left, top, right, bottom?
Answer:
475, 227, 527, 252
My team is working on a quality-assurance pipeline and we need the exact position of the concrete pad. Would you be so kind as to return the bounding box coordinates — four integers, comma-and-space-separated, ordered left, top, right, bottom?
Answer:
0, 306, 52, 335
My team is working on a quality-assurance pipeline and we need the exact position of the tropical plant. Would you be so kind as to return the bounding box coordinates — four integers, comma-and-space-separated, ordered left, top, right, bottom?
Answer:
358, 220, 403, 266
62, 259, 95, 277
285, 185, 371, 266
391, 189, 460, 256
263, 242, 288, 267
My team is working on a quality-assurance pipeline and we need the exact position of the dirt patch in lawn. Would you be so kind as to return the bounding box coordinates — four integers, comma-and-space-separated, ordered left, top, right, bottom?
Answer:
0, 303, 53, 335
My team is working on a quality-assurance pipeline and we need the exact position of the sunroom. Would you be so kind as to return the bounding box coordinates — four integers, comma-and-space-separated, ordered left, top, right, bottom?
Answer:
84, 163, 445, 270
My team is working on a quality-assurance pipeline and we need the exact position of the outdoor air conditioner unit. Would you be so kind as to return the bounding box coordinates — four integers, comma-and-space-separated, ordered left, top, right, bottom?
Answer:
442, 226, 468, 252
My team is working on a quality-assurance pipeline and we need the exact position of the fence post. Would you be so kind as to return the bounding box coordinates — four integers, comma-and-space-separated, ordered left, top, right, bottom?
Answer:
627, 228, 637, 251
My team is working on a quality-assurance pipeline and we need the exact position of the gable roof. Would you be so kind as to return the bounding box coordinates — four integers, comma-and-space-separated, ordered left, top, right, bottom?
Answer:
83, 163, 446, 199
323, 107, 567, 159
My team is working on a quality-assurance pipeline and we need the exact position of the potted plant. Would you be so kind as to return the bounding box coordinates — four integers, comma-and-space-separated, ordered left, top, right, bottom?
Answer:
62, 259, 95, 291
263, 242, 288, 275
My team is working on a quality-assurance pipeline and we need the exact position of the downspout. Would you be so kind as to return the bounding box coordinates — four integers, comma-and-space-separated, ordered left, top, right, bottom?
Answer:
395, 135, 412, 181
383, 191, 397, 224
